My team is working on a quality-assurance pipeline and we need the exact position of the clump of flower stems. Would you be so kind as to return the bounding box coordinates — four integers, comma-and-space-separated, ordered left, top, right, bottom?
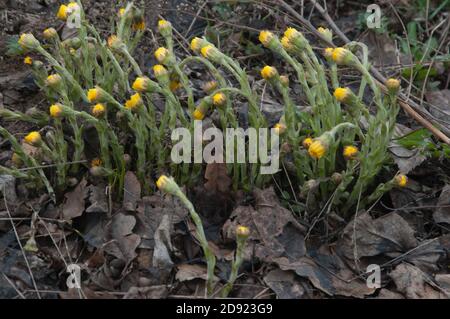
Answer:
2, 2, 406, 214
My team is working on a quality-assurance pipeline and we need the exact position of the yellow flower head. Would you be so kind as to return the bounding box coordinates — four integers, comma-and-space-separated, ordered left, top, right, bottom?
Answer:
343, 145, 359, 160
57, 4, 68, 20
201, 45, 218, 60
24, 131, 42, 147
190, 37, 203, 52
334, 87, 351, 103
324, 47, 334, 59
281, 36, 292, 50
202, 80, 218, 94
156, 175, 169, 190
274, 123, 287, 135
284, 27, 300, 41
259, 30, 275, 47
24, 56, 33, 65
153, 64, 168, 77
158, 19, 172, 35
156, 175, 179, 194
213, 92, 226, 107
317, 27, 332, 41
193, 108, 205, 120
49, 103, 63, 118
46, 74, 62, 88
92, 103, 106, 118
43, 28, 57, 40
386, 78, 401, 92
107, 35, 121, 49
18, 33, 40, 50
132, 20, 146, 31
394, 174, 408, 188
302, 137, 313, 149
332, 47, 351, 64
91, 158, 102, 167
118, 8, 126, 17
236, 225, 250, 238
154, 47, 169, 63
308, 140, 327, 159
125, 93, 143, 111
261, 66, 278, 80
87, 87, 104, 103
132, 77, 150, 92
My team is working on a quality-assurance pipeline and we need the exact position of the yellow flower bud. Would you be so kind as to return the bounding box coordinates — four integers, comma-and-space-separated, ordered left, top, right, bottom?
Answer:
154, 47, 170, 64
274, 123, 287, 135
317, 27, 333, 42
279, 75, 289, 87
343, 145, 358, 160
394, 174, 408, 188
118, 8, 126, 17
87, 87, 105, 103
308, 140, 327, 159
202, 81, 218, 94
156, 175, 179, 195
170, 81, 181, 92
24, 56, 33, 65
259, 30, 275, 47
386, 78, 401, 93
92, 103, 106, 118
57, 4, 68, 20
125, 93, 143, 111
201, 45, 221, 61
332, 47, 352, 65
132, 77, 151, 92
284, 27, 300, 41
18, 33, 40, 50
302, 137, 313, 149
132, 20, 146, 31
46, 74, 62, 88
334, 87, 352, 103
153, 64, 168, 77
190, 37, 203, 52
324, 47, 334, 60
107, 35, 122, 49
43, 28, 57, 40
212, 92, 226, 107
236, 225, 250, 238
261, 66, 278, 80
49, 103, 63, 118
91, 158, 102, 167
281, 36, 292, 50
158, 19, 172, 37
193, 108, 205, 120
24, 131, 42, 147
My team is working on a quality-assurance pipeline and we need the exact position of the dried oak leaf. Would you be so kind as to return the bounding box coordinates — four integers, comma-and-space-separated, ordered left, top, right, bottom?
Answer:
104, 213, 141, 262
222, 187, 306, 263
62, 178, 88, 220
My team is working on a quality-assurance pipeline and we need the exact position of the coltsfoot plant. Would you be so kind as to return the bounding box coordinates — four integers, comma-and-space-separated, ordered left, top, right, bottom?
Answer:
2, 1, 407, 216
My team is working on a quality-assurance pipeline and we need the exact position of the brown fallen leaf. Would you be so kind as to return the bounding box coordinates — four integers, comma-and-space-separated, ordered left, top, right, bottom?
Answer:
123, 171, 141, 211
62, 178, 88, 220
433, 185, 450, 224
264, 269, 309, 299
85, 184, 108, 213
204, 162, 232, 193
104, 213, 141, 262
175, 264, 218, 282
124, 285, 169, 299
389, 263, 441, 299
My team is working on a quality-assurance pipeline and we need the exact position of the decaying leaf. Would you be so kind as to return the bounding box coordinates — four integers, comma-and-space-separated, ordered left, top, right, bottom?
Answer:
104, 213, 141, 262
204, 162, 232, 193
152, 214, 174, 272
223, 187, 306, 263
389, 263, 441, 299
176, 264, 218, 282
85, 184, 109, 213
433, 185, 450, 224
62, 178, 88, 220
264, 269, 308, 299
123, 171, 141, 211
124, 285, 169, 299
